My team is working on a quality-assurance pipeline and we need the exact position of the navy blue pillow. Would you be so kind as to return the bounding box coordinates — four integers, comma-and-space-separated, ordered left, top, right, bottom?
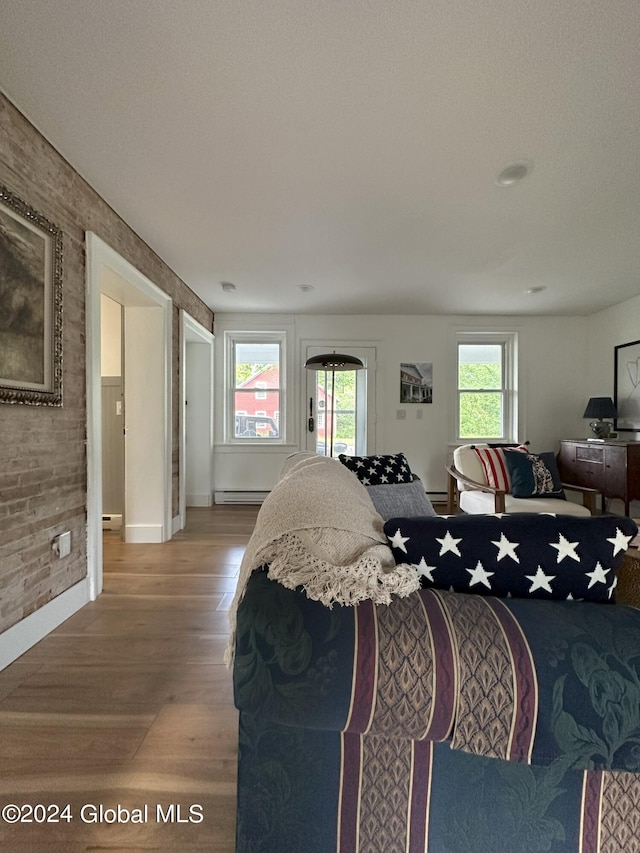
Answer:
504, 450, 565, 499
383, 513, 638, 603
338, 453, 412, 485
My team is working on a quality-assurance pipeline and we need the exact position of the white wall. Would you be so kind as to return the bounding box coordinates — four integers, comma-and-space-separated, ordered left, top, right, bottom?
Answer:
213, 311, 590, 498
586, 293, 640, 440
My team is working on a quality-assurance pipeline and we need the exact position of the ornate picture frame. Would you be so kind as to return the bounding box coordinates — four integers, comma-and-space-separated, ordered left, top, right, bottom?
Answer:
0, 185, 63, 405
614, 339, 640, 432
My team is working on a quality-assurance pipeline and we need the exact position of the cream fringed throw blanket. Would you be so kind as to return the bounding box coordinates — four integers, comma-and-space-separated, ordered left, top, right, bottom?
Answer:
225, 452, 420, 665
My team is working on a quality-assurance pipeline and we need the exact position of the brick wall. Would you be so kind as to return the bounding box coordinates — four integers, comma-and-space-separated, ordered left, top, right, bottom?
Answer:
0, 94, 213, 635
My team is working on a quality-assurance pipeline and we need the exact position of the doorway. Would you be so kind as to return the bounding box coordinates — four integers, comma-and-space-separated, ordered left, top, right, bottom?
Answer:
304, 344, 376, 456
179, 310, 215, 531
86, 233, 173, 599
101, 294, 124, 535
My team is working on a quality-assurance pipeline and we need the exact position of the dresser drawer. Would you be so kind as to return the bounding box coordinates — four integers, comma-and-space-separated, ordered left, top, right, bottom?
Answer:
575, 445, 604, 464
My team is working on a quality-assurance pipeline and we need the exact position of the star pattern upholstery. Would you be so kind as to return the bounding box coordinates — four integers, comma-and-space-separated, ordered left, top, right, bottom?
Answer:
339, 452, 413, 485
384, 513, 638, 603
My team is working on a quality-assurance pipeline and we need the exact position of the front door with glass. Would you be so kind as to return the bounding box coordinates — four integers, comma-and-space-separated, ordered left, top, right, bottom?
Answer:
304, 346, 375, 457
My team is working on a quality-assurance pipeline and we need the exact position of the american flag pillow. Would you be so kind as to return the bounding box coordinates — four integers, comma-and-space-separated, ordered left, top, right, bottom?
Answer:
473, 445, 527, 491
473, 446, 510, 490
338, 453, 413, 485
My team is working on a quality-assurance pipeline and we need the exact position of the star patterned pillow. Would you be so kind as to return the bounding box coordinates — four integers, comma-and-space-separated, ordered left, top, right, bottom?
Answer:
338, 453, 413, 485
383, 513, 638, 603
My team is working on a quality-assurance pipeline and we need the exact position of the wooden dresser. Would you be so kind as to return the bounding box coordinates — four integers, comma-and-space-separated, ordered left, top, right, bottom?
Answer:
557, 439, 640, 515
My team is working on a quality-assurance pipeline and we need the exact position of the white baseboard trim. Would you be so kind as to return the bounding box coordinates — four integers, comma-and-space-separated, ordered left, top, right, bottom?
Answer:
125, 524, 165, 543
172, 514, 182, 535
0, 578, 90, 672
186, 493, 213, 507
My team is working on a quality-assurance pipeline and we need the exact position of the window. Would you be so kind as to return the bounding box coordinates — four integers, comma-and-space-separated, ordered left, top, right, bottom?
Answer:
456, 332, 518, 441
226, 332, 285, 441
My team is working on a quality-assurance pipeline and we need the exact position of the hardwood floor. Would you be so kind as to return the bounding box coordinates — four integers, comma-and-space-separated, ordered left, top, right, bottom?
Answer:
0, 505, 258, 853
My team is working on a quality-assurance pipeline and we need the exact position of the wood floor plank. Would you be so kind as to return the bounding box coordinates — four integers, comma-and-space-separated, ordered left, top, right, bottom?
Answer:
136, 704, 239, 761
102, 574, 239, 597
0, 663, 234, 711
15, 634, 230, 665
72, 608, 234, 637
0, 504, 258, 853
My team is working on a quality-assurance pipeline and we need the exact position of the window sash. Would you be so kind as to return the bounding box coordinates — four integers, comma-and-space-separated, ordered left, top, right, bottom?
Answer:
226, 332, 286, 443
458, 389, 505, 439
455, 335, 516, 442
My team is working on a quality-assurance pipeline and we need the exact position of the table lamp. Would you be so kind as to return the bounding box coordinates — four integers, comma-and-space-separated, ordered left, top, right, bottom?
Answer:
583, 396, 617, 439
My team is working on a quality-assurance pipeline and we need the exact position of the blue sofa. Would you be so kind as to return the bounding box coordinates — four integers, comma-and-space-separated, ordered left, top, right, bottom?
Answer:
232, 456, 640, 852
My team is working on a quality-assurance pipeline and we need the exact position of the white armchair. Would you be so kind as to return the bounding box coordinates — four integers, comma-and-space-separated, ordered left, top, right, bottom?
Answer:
446, 443, 597, 515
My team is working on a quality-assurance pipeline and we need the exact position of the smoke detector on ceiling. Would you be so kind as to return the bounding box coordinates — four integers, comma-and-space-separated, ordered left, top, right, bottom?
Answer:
496, 160, 533, 186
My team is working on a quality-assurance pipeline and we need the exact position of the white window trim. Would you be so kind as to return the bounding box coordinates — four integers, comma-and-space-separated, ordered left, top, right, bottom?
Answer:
454, 330, 519, 443
224, 330, 287, 444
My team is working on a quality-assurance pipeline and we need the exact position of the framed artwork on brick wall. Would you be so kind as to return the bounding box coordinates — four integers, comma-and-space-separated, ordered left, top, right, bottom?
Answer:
0, 185, 63, 405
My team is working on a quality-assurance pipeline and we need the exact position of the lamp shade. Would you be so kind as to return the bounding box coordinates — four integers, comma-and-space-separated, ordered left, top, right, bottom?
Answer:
583, 397, 617, 419
304, 353, 364, 371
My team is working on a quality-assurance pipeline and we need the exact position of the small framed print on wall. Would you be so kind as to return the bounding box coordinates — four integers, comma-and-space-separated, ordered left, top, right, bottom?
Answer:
0, 185, 63, 406
614, 339, 640, 432
400, 362, 433, 403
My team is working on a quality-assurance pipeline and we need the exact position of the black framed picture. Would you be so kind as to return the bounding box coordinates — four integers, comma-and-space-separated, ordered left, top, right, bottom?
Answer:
0, 185, 63, 405
614, 339, 640, 432
400, 362, 433, 403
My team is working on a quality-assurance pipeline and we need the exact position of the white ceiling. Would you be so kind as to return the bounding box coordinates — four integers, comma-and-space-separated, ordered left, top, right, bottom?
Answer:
1, 0, 639, 316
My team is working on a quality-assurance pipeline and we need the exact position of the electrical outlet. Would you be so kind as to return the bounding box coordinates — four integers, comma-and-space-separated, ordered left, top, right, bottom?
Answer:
53, 531, 71, 558
396, 409, 406, 420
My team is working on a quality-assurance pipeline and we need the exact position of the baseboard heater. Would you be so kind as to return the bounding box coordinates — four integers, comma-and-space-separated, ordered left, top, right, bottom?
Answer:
215, 490, 446, 506
214, 491, 269, 505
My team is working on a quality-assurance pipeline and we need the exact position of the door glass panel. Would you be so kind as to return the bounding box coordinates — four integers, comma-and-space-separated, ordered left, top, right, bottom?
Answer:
306, 346, 373, 457
313, 369, 358, 457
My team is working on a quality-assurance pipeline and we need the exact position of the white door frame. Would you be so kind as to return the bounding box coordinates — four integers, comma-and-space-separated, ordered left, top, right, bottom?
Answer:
179, 310, 215, 530
86, 233, 173, 599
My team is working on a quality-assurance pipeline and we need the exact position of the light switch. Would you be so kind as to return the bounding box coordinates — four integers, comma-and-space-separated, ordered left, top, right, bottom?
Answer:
396, 409, 406, 420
